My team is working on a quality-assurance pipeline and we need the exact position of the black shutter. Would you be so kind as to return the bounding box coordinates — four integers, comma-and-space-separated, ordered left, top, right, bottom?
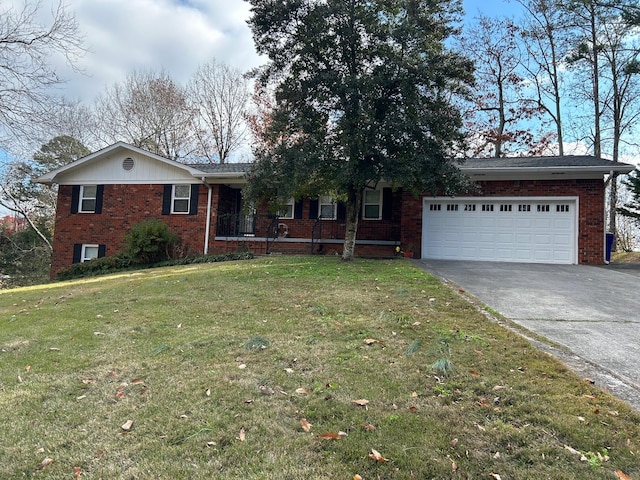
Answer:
294, 200, 303, 219
189, 184, 199, 215
98, 244, 106, 258
337, 202, 346, 221
162, 185, 172, 215
71, 186, 80, 214
72, 244, 82, 263
309, 199, 319, 219
382, 188, 393, 220
95, 185, 104, 214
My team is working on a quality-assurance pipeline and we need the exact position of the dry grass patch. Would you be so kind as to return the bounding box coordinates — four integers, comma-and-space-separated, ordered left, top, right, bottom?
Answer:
0, 257, 639, 479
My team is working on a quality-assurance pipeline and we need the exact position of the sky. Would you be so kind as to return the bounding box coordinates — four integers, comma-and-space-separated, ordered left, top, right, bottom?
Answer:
39, 0, 523, 106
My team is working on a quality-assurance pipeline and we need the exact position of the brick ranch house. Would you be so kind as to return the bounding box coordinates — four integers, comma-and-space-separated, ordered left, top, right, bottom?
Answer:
36, 142, 634, 278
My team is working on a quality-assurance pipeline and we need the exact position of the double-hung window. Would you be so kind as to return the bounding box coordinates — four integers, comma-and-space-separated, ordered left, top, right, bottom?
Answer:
73, 243, 106, 264
81, 244, 100, 262
79, 186, 97, 213
172, 185, 191, 214
363, 189, 382, 220
319, 195, 336, 219
71, 185, 103, 214
279, 198, 295, 219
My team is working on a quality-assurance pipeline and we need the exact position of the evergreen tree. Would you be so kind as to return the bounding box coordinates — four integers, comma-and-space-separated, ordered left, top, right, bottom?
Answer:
244, 0, 474, 260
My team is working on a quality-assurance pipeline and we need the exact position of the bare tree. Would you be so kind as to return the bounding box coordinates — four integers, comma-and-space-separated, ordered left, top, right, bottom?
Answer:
600, 17, 640, 238
460, 16, 553, 157
94, 69, 195, 161
188, 60, 250, 163
0, 0, 85, 149
518, 0, 570, 155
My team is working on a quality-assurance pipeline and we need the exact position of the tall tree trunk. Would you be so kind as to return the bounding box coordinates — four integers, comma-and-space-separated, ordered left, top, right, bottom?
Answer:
589, 3, 602, 158
342, 186, 362, 261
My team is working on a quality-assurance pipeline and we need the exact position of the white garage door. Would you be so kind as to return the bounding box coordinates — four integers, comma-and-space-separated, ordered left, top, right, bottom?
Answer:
422, 198, 577, 264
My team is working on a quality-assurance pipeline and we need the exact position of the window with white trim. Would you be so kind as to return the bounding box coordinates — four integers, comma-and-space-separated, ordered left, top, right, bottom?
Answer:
82, 244, 99, 262
319, 195, 336, 219
279, 198, 295, 219
363, 190, 382, 220
172, 185, 191, 214
79, 185, 97, 213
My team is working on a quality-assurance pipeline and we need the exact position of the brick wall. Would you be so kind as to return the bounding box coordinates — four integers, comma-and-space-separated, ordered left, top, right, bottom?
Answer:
400, 178, 605, 265
51, 184, 210, 277
50, 177, 606, 277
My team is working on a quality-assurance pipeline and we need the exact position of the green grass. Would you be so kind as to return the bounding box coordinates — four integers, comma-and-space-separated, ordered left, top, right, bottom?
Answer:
1, 257, 639, 479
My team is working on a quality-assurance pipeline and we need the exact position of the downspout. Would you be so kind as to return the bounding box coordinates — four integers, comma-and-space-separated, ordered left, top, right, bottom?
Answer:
203, 178, 212, 255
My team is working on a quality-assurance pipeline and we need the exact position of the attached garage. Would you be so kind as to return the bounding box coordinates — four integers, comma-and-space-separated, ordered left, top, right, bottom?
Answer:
422, 197, 577, 264
409, 155, 637, 265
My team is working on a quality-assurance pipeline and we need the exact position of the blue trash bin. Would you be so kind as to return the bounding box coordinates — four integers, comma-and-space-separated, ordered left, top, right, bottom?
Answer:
605, 232, 614, 263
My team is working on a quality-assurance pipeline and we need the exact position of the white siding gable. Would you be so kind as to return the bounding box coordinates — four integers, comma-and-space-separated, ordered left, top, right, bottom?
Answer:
54, 151, 197, 185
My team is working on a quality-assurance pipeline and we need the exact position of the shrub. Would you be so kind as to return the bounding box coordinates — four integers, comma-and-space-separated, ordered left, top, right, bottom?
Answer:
55, 252, 254, 281
123, 218, 179, 264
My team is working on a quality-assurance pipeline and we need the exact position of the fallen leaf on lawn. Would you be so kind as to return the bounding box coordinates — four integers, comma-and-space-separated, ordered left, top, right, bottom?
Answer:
82, 379, 96, 385
238, 428, 246, 442
300, 418, 312, 432
259, 385, 274, 395
116, 391, 125, 399
450, 438, 458, 447
490, 474, 502, 480
318, 432, 342, 440
368, 448, 389, 462
564, 445, 580, 456
238, 364, 247, 369
73, 466, 82, 479
411, 391, 418, 397
76, 395, 86, 400
408, 406, 418, 412
25, 365, 31, 372
412, 321, 421, 326
577, 416, 586, 422
614, 470, 632, 480
37, 458, 53, 470
121, 420, 134, 431
493, 385, 505, 391
354, 475, 363, 480
583, 394, 596, 400
361, 423, 376, 431
583, 377, 595, 384
296, 388, 310, 395
244, 399, 254, 404
474, 350, 483, 356
352, 399, 369, 407
364, 338, 382, 345
608, 410, 619, 416
17, 375, 22, 383
131, 378, 145, 385
469, 369, 480, 376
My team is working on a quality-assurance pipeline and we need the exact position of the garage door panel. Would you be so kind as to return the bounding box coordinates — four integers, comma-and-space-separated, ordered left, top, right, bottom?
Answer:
423, 198, 576, 264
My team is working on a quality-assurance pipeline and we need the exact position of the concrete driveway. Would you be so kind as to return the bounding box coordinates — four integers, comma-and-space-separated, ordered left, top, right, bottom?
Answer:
417, 259, 640, 412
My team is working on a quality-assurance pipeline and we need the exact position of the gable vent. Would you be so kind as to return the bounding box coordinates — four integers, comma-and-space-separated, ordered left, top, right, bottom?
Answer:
122, 157, 135, 171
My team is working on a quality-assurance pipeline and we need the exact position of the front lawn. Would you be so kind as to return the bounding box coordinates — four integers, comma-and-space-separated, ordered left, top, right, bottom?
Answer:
0, 257, 638, 479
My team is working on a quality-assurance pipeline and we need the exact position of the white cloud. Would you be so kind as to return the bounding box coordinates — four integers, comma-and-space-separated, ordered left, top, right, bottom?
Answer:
48, 0, 263, 102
